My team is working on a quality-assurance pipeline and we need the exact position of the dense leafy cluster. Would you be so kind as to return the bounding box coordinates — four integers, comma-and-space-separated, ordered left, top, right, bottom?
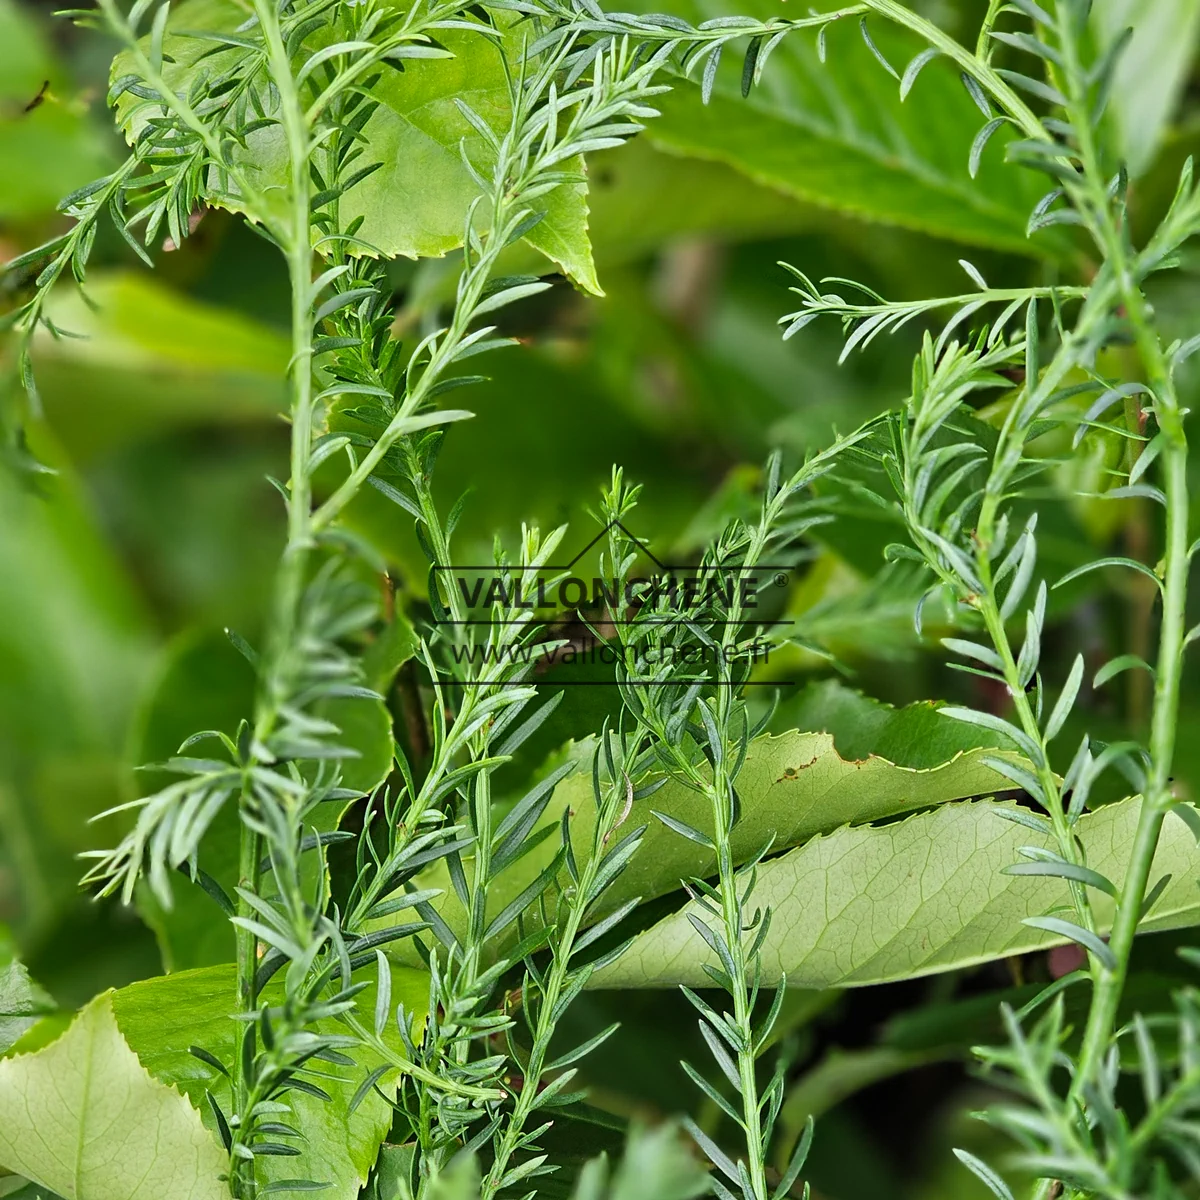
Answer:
1, 0, 1199, 1198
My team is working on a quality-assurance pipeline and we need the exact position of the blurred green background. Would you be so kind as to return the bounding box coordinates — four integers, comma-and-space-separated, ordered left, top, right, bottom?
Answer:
2, 0, 1200, 1195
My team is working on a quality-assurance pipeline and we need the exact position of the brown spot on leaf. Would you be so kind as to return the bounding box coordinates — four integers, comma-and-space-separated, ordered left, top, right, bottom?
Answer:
775, 754, 819, 782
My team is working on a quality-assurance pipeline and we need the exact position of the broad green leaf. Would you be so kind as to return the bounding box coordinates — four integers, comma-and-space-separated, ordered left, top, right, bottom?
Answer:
642, 0, 1058, 255
0, 992, 229, 1200
394, 139, 819, 320
388, 724, 1021, 960
363, 608, 418, 694
0, 1179, 68, 1199
362, 1143, 416, 1200
0, 0, 111, 220
112, 0, 598, 290
593, 797, 1200, 988
36, 271, 288, 461
1093, 0, 1200, 178
770, 679, 1017, 769
111, 963, 431, 1200
562, 730, 1018, 920
319, 691, 396, 796
338, 19, 598, 291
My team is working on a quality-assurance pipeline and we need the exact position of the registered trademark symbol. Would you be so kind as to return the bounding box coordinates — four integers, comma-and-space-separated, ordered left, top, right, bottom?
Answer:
773, 571, 789, 588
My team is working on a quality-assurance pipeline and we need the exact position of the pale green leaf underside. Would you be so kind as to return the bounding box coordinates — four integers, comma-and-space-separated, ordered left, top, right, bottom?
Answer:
594, 797, 1200, 988
569, 730, 1020, 917
338, 20, 598, 290
0, 993, 229, 1200
389, 726, 1021, 960
111, 963, 430, 1200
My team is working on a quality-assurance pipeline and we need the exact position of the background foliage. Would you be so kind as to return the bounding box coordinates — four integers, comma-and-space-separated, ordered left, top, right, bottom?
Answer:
2, 0, 1200, 1196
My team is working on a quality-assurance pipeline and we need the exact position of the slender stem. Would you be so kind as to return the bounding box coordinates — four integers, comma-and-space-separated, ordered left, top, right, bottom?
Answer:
463, 754, 495, 1007
341, 1012, 501, 1097
863, 0, 1110, 263
232, 813, 262, 1197
480, 771, 627, 1199
314, 42, 639, 534
413, 466, 469, 627
310, 250, 499, 533
568, 2, 869, 50
976, 584, 1097, 933
716, 523, 772, 1200
716, 826, 769, 1200
15, 158, 138, 348
255, 0, 317, 549
795, 286, 1088, 327
229, 3, 314, 1192
642, 716, 771, 1197
976, 0, 1006, 61
638, 513, 777, 1199
861, 7, 1192, 1188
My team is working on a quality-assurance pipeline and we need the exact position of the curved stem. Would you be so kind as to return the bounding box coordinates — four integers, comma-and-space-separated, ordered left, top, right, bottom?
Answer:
309, 245, 502, 533
861, 0, 1042, 138
976, 0, 1006, 62
342, 1013, 502, 1099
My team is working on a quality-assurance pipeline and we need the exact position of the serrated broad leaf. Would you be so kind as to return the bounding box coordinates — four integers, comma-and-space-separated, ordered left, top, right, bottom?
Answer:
593, 796, 1200, 988
111, 0, 599, 291
386, 721, 1023, 960
333, 19, 598, 291
771, 680, 1018, 768
0, 992, 229, 1200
